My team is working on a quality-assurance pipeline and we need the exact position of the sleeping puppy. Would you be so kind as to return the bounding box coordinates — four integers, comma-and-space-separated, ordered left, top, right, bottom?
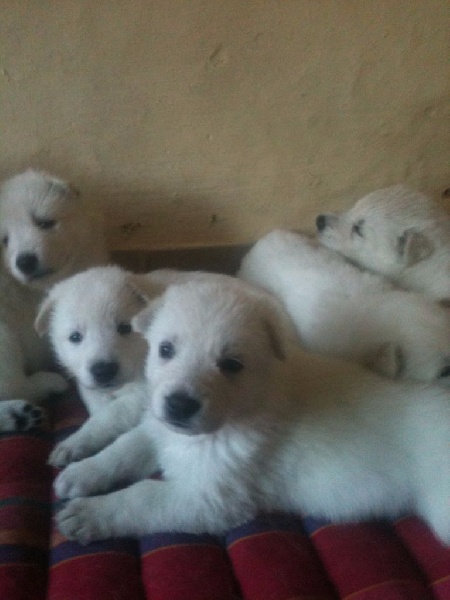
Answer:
0, 169, 108, 431
239, 229, 450, 384
316, 184, 450, 302
52, 276, 450, 547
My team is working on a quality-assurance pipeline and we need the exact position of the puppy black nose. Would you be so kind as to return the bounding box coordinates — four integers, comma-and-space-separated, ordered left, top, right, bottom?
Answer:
316, 215, 327, 232
165, 392, 201, 424
16, 252, 39, 275
90, 361, 119, 385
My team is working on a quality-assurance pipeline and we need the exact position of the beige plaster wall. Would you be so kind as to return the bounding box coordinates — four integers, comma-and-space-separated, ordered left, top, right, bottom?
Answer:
1, 1, 449, 252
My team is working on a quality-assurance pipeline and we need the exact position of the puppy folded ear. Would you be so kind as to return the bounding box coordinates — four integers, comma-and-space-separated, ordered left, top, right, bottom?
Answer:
262, 317, 286, 361
35, 295, 55, 336
396, 228, 434, 266
126, 273, 170, 307
47, 177, 80, 201
132, 296, 164, 336
256, 294, 295, 361
364, 342, 404, 378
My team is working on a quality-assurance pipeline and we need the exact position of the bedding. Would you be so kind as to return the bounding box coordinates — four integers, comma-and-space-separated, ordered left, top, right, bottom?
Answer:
1, 387, 449, 600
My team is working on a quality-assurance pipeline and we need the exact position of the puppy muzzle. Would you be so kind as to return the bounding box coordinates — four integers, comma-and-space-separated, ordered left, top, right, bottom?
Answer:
163, 390, 202, 431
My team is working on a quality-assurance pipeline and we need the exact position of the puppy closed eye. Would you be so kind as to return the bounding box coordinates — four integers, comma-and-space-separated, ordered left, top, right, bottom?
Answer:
352, 219, 364, 237
69, 331, 83, 343
2, 235, 8, 247
159, 341, 175, 359
33, 216, 57, 230
217, 357, 244, 375
117, 322, 132, 336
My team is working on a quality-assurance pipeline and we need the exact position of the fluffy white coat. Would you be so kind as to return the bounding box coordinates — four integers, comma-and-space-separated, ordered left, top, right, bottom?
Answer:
54, 276, 450, 546
0, 169, 108, 431
239, 229, 450, 384
316, 184, 450, 302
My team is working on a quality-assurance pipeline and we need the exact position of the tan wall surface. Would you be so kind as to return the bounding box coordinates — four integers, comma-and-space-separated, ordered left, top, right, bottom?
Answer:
1, 1, 449, 252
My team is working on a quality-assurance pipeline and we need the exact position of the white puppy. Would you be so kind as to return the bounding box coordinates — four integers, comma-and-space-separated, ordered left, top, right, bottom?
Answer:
239, 229, 450, 384
35, 265, 168, 467
316, 184, 450, 302
0, 169, 108, 431
54, 276, 450, 546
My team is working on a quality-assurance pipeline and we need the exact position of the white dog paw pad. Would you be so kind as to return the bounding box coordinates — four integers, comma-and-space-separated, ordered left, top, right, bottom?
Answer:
57, 499, 100, 545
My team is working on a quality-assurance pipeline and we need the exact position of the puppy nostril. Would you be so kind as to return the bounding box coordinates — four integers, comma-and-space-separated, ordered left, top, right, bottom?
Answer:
316, 215, 327, 232
16, 252, 39, 275
165, 392, 201, 422
90, 361, 119, 385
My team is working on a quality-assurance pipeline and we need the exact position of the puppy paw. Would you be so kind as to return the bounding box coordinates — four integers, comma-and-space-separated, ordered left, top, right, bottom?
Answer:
54, 461, 104, 499
48, 439, 89, 468
57, 498, 107, 545
0, 400, 44, 432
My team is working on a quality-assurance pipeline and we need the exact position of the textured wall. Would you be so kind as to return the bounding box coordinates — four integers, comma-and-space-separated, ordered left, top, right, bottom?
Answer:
1, 1, 449, 251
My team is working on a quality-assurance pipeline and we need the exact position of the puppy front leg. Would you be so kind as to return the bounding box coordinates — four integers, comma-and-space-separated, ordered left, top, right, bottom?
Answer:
0, 324, 67, 403
54, 424, 158, 499
49, 386, 147, 467
57, 479, 229, 544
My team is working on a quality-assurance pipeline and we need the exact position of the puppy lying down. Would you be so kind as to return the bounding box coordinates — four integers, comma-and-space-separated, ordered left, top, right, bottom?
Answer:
54, 275, 450, 546
36, 266, 190, 468
239, 229, 450, 384
316, 184, 450, 302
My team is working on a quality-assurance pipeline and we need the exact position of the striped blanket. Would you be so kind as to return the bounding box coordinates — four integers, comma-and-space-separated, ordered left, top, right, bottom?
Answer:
1, 388, 449, 600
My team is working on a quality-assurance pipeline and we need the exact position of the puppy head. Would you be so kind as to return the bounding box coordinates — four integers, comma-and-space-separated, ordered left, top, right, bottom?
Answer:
0, 169, 105, 290
133, 275, 288, 435
36, 266, 148, 390
316, 185, 435, 276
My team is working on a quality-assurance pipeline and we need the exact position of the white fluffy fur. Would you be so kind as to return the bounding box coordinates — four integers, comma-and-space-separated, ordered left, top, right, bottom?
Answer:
54, 276, 450, 546
316, 184, 450, 301
36, 265, 170, 467
239, 229, 450, 384
0, 169, 108, 431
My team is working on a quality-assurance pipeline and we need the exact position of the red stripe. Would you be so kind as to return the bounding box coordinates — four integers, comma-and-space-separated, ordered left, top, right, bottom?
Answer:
310, 522, 432, 600
228, 530, 336, 600
394, 516, 450, 600
48, 553, 145, 600
141, 544, 239, 600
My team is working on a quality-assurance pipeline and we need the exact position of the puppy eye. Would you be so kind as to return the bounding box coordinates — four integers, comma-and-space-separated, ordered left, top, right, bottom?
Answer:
2, 235, 8, 247
159, 341, 175, 359
117, 322, 132, 336
352, 220, 364, 237
69, 331, 83, 343
33, 216, 56, 230
439, 366, 450, 378
217, 357, 244, 374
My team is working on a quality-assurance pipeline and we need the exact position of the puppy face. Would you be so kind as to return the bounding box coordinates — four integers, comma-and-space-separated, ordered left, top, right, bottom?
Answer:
36, 266, 148, 389
0, 170, 95, 289
316, 185, 435, 276
134, 278, 286, 435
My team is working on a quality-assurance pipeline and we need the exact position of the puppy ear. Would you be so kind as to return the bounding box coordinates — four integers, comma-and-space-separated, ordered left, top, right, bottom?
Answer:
48, 178, 80, 200
35, 295, 54, 336
132, 296, 164, 336
364, 342, 403, 378
126, 273, 170, 307
262, 317, 286, 361
396, 228, 434, 266
125, 280, 152, 312
258, 295, 294, 361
